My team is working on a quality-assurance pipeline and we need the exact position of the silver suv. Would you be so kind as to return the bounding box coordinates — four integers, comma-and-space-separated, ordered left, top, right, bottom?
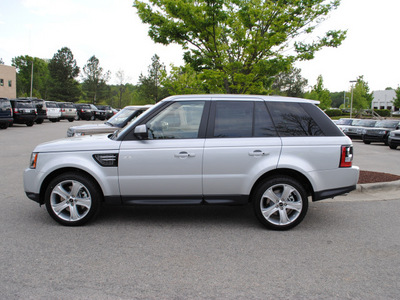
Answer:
24, 95, 359, 230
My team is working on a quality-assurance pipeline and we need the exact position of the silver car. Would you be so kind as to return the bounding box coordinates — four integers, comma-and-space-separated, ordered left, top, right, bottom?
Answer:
67, 105, 151, 137
24, 95, 359, 230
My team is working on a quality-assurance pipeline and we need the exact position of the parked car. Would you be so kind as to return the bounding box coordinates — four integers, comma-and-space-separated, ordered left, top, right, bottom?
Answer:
362, 120, 400, 145
96, 105, 114, 119
58, 102, 77, 122
75, 103, 93, 120
90, 104, 106, 120
342, 119, 377, 139
335, 118, 360, 132
45, 101, 61, 122
67, 105, 151, 137
28, 98, 46, 124
24, 95, 359, 230
388, 127, 400, 149
0, 97, 13, 129
10, 99, 37, 126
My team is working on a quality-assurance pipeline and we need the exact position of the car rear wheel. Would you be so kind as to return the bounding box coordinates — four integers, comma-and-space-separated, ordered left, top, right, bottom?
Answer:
26, 121, 34, 127
44, 172, 102, 226
253, 176, 308, 230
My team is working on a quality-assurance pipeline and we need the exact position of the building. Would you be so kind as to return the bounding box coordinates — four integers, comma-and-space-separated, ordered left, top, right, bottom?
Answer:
0, 64, 17, 99
372, 90, 397, 111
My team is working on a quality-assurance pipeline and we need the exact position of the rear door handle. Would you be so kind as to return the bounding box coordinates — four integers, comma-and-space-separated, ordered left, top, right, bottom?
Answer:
249, 150, 268, 157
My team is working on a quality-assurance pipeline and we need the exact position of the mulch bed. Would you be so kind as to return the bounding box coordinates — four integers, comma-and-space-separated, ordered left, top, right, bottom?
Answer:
358, 170, 400, 184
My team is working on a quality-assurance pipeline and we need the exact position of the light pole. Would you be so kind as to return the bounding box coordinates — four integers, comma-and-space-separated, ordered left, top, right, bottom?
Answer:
349, 80, 357, 118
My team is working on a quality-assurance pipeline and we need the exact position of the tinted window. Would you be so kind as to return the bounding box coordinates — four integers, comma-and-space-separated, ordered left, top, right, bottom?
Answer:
212, 101, 277, 138
267, 102, 324, 136
214, 102, 253, 137
146, 101, 205, 139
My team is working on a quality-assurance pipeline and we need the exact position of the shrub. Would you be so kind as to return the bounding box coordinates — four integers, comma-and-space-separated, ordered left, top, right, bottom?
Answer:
325, 109, 342, 117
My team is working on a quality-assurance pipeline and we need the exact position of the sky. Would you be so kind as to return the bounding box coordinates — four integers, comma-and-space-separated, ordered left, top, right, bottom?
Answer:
1, 0, 399, 93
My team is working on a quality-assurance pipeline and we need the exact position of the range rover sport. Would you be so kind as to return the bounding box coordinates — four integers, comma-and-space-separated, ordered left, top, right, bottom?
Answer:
23, 95, 359, 230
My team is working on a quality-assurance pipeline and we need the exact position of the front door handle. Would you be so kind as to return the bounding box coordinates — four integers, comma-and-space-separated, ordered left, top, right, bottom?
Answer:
174, 151, 196, 159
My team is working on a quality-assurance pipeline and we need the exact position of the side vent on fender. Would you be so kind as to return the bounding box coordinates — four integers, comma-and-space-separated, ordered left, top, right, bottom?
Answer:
93, 154, 119, 167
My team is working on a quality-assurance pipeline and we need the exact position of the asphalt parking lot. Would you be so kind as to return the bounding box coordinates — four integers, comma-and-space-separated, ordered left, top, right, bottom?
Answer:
1, 120, 400, 299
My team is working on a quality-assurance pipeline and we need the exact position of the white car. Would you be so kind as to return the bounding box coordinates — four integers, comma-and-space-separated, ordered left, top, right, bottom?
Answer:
45, 101, 62, 122
24, 95, 359, 230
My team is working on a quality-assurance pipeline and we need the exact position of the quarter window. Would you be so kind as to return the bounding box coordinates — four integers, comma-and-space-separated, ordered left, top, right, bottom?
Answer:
267, 102, 324, 136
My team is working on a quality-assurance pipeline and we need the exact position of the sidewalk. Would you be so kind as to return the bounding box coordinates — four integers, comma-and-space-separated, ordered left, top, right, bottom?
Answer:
325, 180, 400, 202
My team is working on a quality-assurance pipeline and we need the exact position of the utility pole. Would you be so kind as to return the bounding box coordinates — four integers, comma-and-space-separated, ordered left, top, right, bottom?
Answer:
30, 60, 34, 98
349, 80, 357, 118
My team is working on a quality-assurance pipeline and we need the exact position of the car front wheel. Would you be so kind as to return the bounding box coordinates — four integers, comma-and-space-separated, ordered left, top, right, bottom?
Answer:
253, 176, 308, 230
44, 172, 102, 226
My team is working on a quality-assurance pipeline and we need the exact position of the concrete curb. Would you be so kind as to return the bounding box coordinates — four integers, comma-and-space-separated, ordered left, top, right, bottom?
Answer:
356, 179, 400, 192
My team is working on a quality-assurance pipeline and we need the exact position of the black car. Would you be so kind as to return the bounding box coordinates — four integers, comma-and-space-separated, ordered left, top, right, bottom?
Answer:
96, 105, 114, 119
362, 120, 400, 145
9, 99, 37, 126
75, 103, 93, 120
90, 104, 106, 120
0, 97, 13, 129
30, 98, 47, 124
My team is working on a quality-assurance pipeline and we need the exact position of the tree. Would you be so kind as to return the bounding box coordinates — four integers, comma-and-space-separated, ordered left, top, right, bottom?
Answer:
305, 75, 331, 109
134, 0, 346, 94
272, 67, 308, 97
48, 47, 81, 102
351, 76, 372, 112
162, 64, 205, 95
11, 55, 50, 98
115, 69, 129, 108
137, 54, 169, 103
394, 86, 400, 110
82, 55, 111, 104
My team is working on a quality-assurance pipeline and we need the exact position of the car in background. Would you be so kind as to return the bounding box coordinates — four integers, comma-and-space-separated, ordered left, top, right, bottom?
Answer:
335, 118, 360, 132
67, 105, 151, 137
342, 119, 377, 139
0, 97, 13, 129
362, 120, 400, 145
75, 103, 93, 120
44, 101, 61, 122
96, 105, 114, 119
388, 127, 400, 149
58, 102, 77, 122
9, 99, 37, 126
26, 98, 47, 124
90, 104, 106, 120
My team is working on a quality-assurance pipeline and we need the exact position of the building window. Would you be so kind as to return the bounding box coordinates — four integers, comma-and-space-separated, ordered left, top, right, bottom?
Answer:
0, 79, 4, 86
8, 80, 12, 87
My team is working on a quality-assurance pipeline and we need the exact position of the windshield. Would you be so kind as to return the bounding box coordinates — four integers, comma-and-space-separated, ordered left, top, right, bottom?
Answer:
107, 108, 144, 128
374, 120, 400, 128
336, 119, 357, 125
356, 120, 377, 127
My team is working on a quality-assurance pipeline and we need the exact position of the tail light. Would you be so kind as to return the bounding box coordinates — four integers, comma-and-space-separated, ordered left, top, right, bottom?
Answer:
340, 145, 353, 168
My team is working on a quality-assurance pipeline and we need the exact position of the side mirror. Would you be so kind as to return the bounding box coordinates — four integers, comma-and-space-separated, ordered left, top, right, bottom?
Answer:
134, 124, 148, 139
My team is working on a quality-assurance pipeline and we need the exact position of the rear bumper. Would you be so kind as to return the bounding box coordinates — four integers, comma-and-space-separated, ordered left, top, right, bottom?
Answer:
314, 185, 357, 201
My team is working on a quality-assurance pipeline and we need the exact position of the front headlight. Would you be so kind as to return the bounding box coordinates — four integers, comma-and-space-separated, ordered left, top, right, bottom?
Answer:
30, 153, 38, 169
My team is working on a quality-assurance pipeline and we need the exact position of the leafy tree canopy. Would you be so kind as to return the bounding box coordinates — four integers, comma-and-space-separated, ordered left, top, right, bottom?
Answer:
305, 75, 331, 109
82, 55, 111, 104
12, 55, 50, 98
134, 0, 346, 94
48, 47, 81, 102
272, 67, 308, 97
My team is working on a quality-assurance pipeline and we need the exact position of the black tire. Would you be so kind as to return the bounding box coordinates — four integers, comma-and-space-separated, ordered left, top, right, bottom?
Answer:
253, 176, 308, 230
26, 121, 34, 127
44, 172, 102, 226
0, 123, 8, 129
389, 144, 397, 150
363, 140, 371, 144
36, 119, 44, 124
68, 118, 74, 122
